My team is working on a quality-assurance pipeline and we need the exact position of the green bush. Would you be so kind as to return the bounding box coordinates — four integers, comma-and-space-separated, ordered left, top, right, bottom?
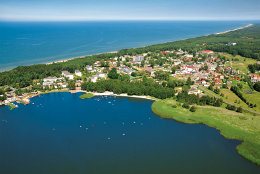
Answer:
190, 106, 197, 112
182, 103, 190, 109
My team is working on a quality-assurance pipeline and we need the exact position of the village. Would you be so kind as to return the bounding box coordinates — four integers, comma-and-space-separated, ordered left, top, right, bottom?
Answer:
0, 48, 260, 108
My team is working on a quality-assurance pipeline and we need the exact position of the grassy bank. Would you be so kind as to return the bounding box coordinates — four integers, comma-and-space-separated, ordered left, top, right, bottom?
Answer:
151, 99, 260, 165
7, 103, 17, 110
80, 93, 94, 99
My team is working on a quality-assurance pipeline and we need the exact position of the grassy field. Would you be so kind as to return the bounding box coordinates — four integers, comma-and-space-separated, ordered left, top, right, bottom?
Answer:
199, 86, 260, 114
80, 93, 94, 99
223, 53, 257, 74
152, 99, 260, 165
240, 82, 260, 112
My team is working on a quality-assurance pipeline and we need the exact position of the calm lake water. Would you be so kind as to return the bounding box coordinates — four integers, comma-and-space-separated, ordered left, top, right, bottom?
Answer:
0, 21, 252, 71
0, 92, 259, 174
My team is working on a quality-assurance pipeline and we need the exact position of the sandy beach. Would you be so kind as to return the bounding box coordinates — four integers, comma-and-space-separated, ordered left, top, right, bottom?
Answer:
92, 91, 156, 101
215, 24, 253, 35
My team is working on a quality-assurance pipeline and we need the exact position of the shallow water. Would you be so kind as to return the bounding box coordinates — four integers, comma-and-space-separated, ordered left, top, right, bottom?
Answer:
0, 92, 259, 174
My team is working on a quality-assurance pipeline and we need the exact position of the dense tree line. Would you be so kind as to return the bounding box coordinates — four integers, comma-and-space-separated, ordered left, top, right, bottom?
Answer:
254, 82, 260, 92
226, 104, 243, 113
176, 91, 223, 107
248, 63, 260, 73
81, 79, 174, 99
231, 86, 256, 108
0, 88, 6, 101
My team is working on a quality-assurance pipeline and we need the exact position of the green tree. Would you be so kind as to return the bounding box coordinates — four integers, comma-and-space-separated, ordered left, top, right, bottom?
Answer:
108, 68, 119, 79
186, 77, 193, 86
141, 60, 145, 67
253, 82, 260, 92
119, 74, 130, 82
154, 71, 170, 81
68, 81, 76, 90
0, 89, 6, 101
190, 106, 196, 112
182, 103, 190, 109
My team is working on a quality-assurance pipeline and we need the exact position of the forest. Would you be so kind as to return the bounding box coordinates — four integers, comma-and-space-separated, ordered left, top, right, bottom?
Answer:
81, 78, 174, 99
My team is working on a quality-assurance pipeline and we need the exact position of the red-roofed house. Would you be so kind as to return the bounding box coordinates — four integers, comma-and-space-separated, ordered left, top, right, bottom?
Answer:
251, 74, 260, 83
201, 50, 214, 54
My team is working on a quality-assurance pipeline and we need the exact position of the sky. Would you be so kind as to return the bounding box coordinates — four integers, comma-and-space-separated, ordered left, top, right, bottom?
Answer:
0, 0, 260, 21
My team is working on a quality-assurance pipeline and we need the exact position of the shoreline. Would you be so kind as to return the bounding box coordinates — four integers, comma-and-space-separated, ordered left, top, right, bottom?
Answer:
152, 99, 260, 166
72, 90, 156, 101
1, 89, 156, 108
0, 23, 253, 72
7, 90, 156, 107
215, 24, 253, 35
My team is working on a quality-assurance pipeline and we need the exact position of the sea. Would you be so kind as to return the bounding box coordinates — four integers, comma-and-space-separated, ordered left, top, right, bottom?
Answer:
0, 20, 255, 71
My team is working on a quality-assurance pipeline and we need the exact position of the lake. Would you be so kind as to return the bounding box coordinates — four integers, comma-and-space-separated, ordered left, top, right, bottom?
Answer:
0, 92, 259, 174
0, 21, 252, 71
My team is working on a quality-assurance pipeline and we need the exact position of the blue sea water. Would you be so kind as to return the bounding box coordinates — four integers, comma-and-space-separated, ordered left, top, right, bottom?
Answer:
0, 93, 259, 174
0, 21, 253, 71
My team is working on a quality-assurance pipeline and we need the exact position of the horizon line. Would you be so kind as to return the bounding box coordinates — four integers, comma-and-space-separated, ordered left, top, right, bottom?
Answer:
1, 18, 260, 22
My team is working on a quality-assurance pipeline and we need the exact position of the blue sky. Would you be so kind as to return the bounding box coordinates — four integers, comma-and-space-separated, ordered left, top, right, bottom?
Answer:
0, 0, 260, 21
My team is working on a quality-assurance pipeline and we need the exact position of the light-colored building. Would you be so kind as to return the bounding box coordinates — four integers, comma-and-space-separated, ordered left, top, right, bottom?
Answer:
75, 70, 82, 77
120, 67, 135, 75
251, 74, 260, 83
133, 55, 144, 63
62, 71, 74, 80
90, 73, 107, 83
43, 76, 58, 87
86, 65, 94, 72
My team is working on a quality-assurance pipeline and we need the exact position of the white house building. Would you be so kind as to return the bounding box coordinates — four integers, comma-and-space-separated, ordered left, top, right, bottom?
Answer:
62, 71, 74, 80
75, 70, 82, 77
43, 76, 58, 87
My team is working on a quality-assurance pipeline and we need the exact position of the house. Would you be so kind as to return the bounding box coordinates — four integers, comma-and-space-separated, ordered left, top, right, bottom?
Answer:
251, 74, 260, 83
201, 50, 214, 54
173, 60, 182, 66
201, 80, 210, 87
133, 55, 144, 63
188, 89, 202, 95
90, 73, 107, 83
97, 73, 106, 78
214, 78, 222, 85
91, 76, 98, 83
209, 63, 218, 71
86, 65, 94, 72
43, 77, 58, 87
185, 54, 193, 58
62, 71, 74, 80
75, 70, 82, 77
227, 42, 237, 46
180, 65, 196, 74
145, 66, 153, 74
175, 49, 184, 55
120, 67, 135, 75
